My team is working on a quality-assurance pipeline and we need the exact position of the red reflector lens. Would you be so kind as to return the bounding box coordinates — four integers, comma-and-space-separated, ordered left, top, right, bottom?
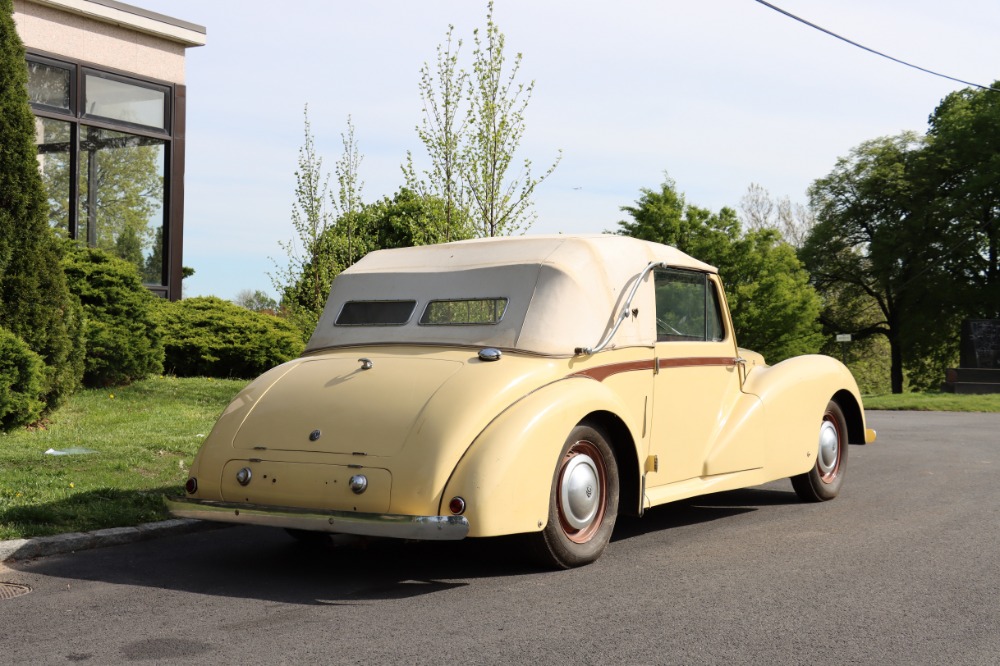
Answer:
185, 477, 198, 494
449, 497, 466, 515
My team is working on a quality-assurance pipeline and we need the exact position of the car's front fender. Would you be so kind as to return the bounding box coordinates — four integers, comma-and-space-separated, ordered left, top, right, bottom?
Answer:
441, 376, 644, 538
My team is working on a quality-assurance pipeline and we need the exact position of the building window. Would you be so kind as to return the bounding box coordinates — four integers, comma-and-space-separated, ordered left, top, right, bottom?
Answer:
79, 127, 166, 284
83, 72, 168, 130
27, 60, 72, 110
27, 53, 177, 297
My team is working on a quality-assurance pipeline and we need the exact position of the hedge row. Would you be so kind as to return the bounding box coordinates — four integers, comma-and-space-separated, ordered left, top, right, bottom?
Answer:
1, 245, 306, 430
154, 296, 305, 379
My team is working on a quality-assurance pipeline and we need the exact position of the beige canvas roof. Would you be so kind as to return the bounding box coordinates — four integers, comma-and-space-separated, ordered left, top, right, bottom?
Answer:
305, 235, 716, 356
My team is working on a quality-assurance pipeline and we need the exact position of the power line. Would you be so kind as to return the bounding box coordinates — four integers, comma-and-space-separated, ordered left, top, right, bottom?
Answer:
754, 0, 1000, 93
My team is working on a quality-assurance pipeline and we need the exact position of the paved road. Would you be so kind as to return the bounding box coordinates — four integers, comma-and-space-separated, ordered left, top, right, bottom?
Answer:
1, 411, 998, 665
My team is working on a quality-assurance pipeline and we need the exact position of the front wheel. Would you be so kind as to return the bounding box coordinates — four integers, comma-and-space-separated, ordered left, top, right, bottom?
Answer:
529, 424, 619, 569
792, 400, 848, 502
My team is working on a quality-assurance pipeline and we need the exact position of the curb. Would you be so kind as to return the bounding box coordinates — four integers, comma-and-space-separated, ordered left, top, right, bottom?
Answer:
0, 519, 225, 563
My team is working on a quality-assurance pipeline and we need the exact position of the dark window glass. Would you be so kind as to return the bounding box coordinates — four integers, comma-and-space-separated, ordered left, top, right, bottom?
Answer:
35, 117, 72, 234
654, 269, 725, 342
84, 73, 166, 130
27, 60, 70, 110
79, 126, 166, 285
336, 301, 416, 326
420, 298, 508, 325
706, 282, 725, 342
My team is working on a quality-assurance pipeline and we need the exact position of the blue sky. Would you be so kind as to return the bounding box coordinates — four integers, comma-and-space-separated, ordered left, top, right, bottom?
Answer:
136, 0, 1000, 300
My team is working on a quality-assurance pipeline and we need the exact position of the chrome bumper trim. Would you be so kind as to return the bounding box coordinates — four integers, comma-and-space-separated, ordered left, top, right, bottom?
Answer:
164, 496, 469, 541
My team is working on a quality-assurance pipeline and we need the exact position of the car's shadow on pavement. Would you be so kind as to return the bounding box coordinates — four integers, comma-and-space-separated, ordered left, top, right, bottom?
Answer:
11, 486, 799, 605
612, 486, 798, 541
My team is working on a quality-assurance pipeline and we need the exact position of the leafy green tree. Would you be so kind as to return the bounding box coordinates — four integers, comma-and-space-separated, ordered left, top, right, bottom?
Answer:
618, 175, 823, 362
0, 0, 85, 412
801, 133, 949, 393
926, 82, 1000, 319
284, 188, 465, 320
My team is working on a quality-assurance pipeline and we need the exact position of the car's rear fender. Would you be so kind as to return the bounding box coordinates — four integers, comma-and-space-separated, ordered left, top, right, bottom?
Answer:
440, 377, 644, 538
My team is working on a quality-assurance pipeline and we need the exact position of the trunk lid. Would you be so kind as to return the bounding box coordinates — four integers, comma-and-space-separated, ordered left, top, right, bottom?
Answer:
232, 355, 463, 457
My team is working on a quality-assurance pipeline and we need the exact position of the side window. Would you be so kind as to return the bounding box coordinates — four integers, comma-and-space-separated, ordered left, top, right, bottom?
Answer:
654, 269, 726, 342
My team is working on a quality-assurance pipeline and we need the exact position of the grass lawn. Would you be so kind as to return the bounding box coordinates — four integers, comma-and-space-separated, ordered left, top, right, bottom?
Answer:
0, 376, 246, 540
863, 391, 1000, 412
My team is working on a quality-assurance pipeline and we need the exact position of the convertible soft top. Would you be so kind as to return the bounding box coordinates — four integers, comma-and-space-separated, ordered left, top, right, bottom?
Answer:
305, 235, 716, 356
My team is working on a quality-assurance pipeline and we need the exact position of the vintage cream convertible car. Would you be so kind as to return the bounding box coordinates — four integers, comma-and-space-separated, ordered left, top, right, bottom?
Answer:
167, 235, 875, 568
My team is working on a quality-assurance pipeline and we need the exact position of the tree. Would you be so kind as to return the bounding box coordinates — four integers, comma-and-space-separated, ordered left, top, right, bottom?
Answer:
333, 115, 365, 265
284, 188, 466, 317
407, 2, 560, 238
233, 289, 278, 313
404, 24, 470, 241
739, 182, 814, 248
739, 183, 775, 233
270, 106, 336, 317
618, 175, 823, 362
0, 0, 85, 413
925, 82, 1000, 319
801, 133, 948, 393
463, 2, 561, 236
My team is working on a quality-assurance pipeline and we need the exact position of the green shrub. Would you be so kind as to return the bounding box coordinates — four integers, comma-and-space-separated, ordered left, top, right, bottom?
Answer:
62, 245, 164, 387
154, 297, 305, 378
0, 0, 85, 411
0, 327, 46, 430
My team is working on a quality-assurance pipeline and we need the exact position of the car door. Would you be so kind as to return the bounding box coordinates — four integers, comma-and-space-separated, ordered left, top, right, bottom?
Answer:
645, 268, 750, 487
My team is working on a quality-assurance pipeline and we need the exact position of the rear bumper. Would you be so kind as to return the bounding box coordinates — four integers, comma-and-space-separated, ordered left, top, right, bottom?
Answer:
164, 496, 469, 541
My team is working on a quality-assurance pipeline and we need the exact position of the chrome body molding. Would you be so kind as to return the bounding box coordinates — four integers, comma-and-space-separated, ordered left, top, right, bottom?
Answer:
164, 496, 470, 541
575, 261, 668, 356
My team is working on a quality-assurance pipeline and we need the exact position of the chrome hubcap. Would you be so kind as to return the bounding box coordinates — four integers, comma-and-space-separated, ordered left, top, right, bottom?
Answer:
560, 452, 601, 530
818, 419, 840, 477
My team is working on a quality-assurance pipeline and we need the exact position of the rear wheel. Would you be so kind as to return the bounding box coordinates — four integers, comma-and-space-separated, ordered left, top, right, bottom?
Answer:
530, 424, 619, 569
792, 401, 848, 502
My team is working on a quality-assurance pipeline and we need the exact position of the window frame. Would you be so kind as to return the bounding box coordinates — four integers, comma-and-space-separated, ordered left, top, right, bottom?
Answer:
25, 50, 183, 300
26, 54, 75, 114
653, 268, 727, 343
82, 68, 171, 135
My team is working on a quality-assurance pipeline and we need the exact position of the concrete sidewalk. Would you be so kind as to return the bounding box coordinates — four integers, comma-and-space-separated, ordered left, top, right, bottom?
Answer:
0, 519, 222, 563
